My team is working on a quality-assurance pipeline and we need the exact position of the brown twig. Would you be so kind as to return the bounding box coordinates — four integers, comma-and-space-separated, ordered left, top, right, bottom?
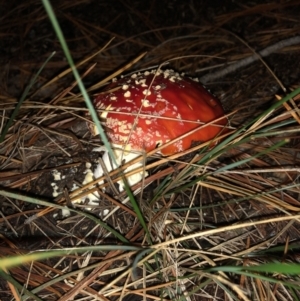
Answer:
200, 36, 300, 84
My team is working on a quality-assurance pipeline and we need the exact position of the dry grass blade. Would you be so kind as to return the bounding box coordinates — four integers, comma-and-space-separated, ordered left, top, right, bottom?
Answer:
87, 51, 147, 92
1, 1, 300, 300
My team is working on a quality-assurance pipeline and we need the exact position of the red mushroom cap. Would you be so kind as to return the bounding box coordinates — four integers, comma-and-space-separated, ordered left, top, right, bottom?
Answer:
92, 69, 228, 155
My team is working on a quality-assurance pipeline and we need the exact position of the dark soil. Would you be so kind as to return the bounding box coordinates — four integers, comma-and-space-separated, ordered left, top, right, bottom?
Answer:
1, 0, 300, 300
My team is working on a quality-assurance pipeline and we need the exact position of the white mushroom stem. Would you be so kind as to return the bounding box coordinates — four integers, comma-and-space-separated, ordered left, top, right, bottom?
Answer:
93, 144, 148, 192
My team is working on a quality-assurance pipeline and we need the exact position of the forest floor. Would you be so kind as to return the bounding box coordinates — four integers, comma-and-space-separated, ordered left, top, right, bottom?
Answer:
0, 1, 300, 300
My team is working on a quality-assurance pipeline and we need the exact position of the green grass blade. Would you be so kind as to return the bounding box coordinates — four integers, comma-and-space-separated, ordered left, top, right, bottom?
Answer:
0, 269, 43, 301
214, 139, 286, 173
0, 188, 129, 243
0, 245, 142, 270
0, 51, 55, 143
207, 263, 300, 275
244, 263, 300, 275
123, 183, 152, 243
41, 0, 117, 166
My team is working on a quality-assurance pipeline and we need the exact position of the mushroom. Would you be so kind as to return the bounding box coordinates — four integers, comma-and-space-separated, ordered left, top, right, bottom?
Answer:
90, 69, 228, 191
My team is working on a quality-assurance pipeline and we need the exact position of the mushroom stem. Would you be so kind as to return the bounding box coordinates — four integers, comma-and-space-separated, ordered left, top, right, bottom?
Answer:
93, 144, 148, 192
